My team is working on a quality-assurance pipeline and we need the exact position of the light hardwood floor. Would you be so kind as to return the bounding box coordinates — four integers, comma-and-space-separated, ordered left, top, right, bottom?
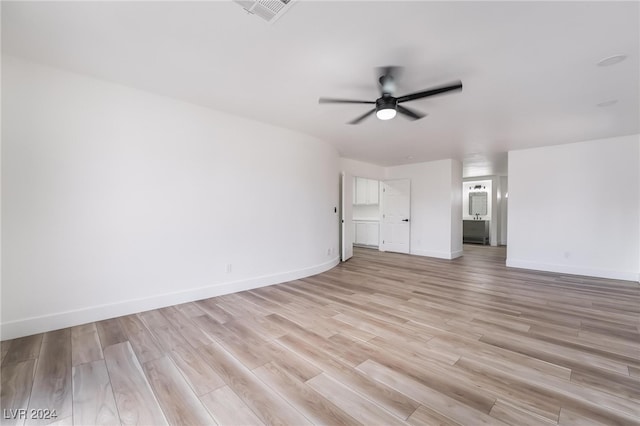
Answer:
2, 245, 639, 425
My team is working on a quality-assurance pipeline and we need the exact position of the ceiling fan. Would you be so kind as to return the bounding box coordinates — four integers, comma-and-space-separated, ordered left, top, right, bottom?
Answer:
319, 67, 462, 125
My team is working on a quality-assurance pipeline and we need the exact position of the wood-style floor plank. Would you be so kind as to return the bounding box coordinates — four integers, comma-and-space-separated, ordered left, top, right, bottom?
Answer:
1, 359, 37, 426
27, 329, 72, 426
306, 372, 407, 425
117, 315, 148, 336
570, 368, 640, 402
71, 360, 119, 425
124, 329, 163, 364
103, 342, 167, 426
1, 334, 42, 366
1, 340, 9, 364
558, 407, 611, 426
95, 319, 127, 349
277, 332, 420, 420
138, 309, 171, 330
142, 356, 214, 425
168, 344, 225, 396
455, 355, 640, 425
200, 385, 263, 426
1, 245, 638, 426
71, 324, 103, 366
253, 361, 359, 425
262, 340, 322, 382
198, 340, 312, 426
158, 306, 212, 348
489, 399, 557, 426
149, 325, 190, 352
190, 314, 231, 342
174, 302, 206, 319
193, 299, 232, 324
42, 417, 72, 426
407, 405, 461, 426
118, 313, 164, 364
213, 331, 269, 370
356, 359, 506, 425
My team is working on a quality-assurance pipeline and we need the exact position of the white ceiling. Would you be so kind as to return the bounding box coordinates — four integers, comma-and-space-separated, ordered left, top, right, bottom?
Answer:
2, 1, 638, 175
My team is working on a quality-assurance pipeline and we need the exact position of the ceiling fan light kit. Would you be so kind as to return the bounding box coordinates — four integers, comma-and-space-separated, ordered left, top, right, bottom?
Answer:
376, 108, 397, 120
319, 67, 463, 125
375, 97, 398, 120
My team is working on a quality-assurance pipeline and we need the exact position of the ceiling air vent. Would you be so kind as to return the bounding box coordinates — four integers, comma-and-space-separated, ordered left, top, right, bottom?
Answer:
234, 0, 296, 23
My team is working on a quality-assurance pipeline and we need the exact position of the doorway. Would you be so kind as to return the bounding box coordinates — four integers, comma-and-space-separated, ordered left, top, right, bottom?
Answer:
462, 176, 508, 248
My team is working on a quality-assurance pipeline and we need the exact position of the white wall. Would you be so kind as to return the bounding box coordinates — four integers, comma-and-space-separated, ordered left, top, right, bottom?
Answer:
450, 160, 463, 257
489, 176, 499, 246
386, 159, 463, 259
2, 56, 340, 339
339, 158, 385, 181
507, 134, 639, 281
499, 176, 508, 245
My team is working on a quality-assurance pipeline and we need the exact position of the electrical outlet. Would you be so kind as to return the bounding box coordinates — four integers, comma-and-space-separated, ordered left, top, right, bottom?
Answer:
327, 248, 331, 256
226, 263, 232, 273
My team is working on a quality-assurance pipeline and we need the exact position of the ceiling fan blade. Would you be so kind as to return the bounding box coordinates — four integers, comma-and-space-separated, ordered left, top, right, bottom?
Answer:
397, 105, 426, 120
396, 80, 463, 103
347, 108, 376, 125
319, 97, 375, 104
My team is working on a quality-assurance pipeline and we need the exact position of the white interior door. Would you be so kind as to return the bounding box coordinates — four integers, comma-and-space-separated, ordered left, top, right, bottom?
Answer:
381, 179, 411, 254
341, 172, 354, 261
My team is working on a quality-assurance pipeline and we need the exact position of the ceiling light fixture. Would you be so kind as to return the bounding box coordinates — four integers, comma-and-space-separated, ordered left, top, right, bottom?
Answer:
376, 108, 397, 120
375, 97, 397, 120
597, 54, 627, 67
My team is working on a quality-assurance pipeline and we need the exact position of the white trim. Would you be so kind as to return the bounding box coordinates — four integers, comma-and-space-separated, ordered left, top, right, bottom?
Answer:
506, 258, 639, 282
1, 257, 340, 340
450, 250, 464, 260
411, 248, 463, 260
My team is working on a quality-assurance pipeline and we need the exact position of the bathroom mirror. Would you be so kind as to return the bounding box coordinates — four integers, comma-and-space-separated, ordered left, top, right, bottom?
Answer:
469, 191, 488, 216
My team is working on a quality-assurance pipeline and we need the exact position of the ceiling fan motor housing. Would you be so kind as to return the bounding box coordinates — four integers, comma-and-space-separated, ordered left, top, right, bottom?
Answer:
379, 74, 396, 95
376, 96, 397, 112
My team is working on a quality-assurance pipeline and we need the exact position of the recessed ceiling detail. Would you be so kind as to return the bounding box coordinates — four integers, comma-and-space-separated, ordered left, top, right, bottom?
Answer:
597, 100, 618, 107
597, 54, 627, 67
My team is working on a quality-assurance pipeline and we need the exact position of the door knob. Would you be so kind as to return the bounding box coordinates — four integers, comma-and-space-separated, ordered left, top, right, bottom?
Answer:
402, 219, 409, 222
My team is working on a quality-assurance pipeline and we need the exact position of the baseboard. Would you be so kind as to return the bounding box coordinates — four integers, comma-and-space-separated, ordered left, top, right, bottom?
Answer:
450, 250, 464, 259
411, 248, 463, 260
506, 258, 639, 282
1, 257, 340, 340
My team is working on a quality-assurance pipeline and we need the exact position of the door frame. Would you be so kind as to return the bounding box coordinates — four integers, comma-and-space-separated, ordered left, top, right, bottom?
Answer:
340, 172, 354, 261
